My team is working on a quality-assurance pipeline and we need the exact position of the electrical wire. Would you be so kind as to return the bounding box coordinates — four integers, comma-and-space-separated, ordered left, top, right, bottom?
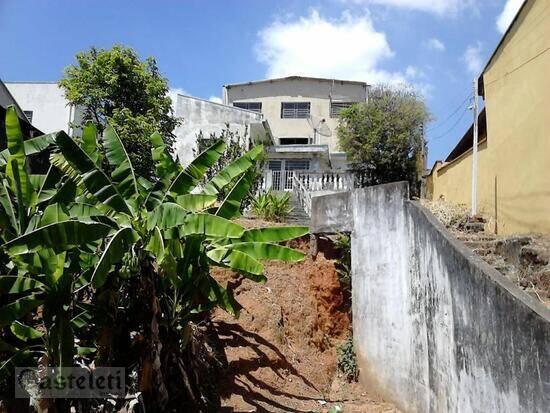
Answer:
428, 106, 471, 142
426, 92, 472, 132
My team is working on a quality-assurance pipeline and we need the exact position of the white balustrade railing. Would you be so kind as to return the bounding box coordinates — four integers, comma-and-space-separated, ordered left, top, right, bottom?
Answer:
292, 175, 312, 216
262, 169, 355, 217
262, 169, 355, 193
294, 171, 355, 192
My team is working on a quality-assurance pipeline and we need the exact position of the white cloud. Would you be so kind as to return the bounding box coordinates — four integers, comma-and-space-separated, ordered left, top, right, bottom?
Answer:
344, 0, 476, 16
425, 37, 445, 51
256, 10, 406, 85
168, 87, 188, 109
496, 0, 525, 33
462, 42, 484, 75
209, 96, 223, 104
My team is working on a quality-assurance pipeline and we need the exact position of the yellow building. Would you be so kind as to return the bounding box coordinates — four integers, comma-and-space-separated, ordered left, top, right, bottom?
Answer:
427, 0, 550, 235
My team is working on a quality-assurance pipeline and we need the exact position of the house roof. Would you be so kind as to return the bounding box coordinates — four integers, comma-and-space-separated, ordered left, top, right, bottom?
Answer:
478, 0, 530, 95
224, 75, 369, 89
445, 107, 487, 163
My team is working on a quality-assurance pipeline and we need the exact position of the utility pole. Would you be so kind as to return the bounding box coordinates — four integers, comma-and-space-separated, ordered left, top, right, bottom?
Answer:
471, 78, 479, 216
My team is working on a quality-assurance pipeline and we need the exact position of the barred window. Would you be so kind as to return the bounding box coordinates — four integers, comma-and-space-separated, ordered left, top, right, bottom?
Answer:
286, 160, 310, 170
233, 102, 262, 113
281, 102, 310, 119
330, 102, 355, 117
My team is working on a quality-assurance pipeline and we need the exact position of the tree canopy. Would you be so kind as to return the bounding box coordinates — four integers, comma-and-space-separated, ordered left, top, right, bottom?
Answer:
337, 85, 430, 195
59, 45, 180, 177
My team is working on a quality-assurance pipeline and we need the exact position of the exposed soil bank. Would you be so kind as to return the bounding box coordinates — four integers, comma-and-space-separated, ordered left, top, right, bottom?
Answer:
212, 225, 399, 413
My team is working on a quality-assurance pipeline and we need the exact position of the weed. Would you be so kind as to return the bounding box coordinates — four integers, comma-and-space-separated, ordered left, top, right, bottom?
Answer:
334, 233, 352, 293
337, 335, 358, 382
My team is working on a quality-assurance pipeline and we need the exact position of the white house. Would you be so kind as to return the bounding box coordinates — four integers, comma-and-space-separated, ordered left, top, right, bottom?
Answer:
223, 76, 368, 191
4, 82, 83, 135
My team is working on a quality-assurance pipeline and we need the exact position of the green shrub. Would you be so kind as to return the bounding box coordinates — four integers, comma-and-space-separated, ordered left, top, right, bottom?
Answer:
337, 335, 358, 382
334, 232, 352, 293
252, 190, 293, 222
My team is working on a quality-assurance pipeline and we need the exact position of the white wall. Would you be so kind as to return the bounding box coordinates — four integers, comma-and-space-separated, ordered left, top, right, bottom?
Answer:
5, 82, 76, 134
349, 183, 549, 413
173, 94, 266, 166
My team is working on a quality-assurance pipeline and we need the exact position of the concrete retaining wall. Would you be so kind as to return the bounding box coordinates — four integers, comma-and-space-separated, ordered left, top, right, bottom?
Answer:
312, 182, 550, 412
310, 191, 352, 234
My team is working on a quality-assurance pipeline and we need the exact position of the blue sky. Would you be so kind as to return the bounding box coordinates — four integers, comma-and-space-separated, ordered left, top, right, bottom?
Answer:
0, 0, 524, 164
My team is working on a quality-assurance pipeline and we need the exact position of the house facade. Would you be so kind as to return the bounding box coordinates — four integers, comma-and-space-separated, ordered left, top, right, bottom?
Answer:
426, 0, 550, 234
223, 76, 367, 191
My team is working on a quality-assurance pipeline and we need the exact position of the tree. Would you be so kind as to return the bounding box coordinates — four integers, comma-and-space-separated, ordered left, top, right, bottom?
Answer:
59, 45, 180, 177
337, 85, 430, 195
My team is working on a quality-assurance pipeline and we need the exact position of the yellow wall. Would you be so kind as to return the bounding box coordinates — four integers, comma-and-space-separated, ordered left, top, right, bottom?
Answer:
429, 0, 550, 235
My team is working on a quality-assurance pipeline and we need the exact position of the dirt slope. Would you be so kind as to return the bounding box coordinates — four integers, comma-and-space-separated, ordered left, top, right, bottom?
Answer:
212, 230, 399, 413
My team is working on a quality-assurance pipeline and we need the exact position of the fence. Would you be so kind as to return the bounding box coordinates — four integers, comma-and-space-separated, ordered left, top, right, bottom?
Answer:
262, 170, 355, 192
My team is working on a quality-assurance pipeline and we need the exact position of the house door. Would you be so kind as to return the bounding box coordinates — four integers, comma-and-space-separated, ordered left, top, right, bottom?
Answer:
267, 159, 310, 191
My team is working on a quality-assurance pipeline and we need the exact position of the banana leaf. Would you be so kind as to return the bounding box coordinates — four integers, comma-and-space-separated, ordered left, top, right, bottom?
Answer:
81, 122, 100, 165
5, 106, 32, 207
0, 132, 57, 169
207, 248, 265, 278
91, 227, 140, 288
39, 203, 70, 227
224, 242, 305, 262
0, 295, 43, 328
202, 145, 263, 195
53, 132, 132, 215
167, 139, 226, 196
216, 169, 255, 219
103, 125, 139, 197
176, 194, 217, 212
145, 226, 165, 262
146, 202, 188, 230
4, 220, 112, 255
150, 131, 180, 180
240, 226, 309, 242
0, 179, 19, 234
10, 321, 44, 341
0, 276, 46, 294
179, 213, 244, 238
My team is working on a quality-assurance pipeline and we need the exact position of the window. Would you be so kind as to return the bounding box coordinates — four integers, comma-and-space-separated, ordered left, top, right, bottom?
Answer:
268, 160, 282, 171
281, 102, 310, 119
233, 102, 262, 113
279, 137, 310, 145
330, 102, 355, 117
286, 159, 310, 171
23, 110, 33, 123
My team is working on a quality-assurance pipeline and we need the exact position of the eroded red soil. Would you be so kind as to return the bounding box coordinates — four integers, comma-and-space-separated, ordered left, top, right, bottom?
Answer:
211, 230, 399, 413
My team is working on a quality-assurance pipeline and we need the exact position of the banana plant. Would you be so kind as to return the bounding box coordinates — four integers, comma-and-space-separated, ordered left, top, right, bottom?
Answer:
1, 106, 309, 411
0, 107, 112, 394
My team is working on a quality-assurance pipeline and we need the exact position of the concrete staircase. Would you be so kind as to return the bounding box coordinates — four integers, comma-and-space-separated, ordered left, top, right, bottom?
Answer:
287, 193, 310, 226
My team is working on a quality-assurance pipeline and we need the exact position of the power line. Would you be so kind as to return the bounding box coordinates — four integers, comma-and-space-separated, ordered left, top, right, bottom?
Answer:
426, 92, 472, 132
428, 105, 471, 142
